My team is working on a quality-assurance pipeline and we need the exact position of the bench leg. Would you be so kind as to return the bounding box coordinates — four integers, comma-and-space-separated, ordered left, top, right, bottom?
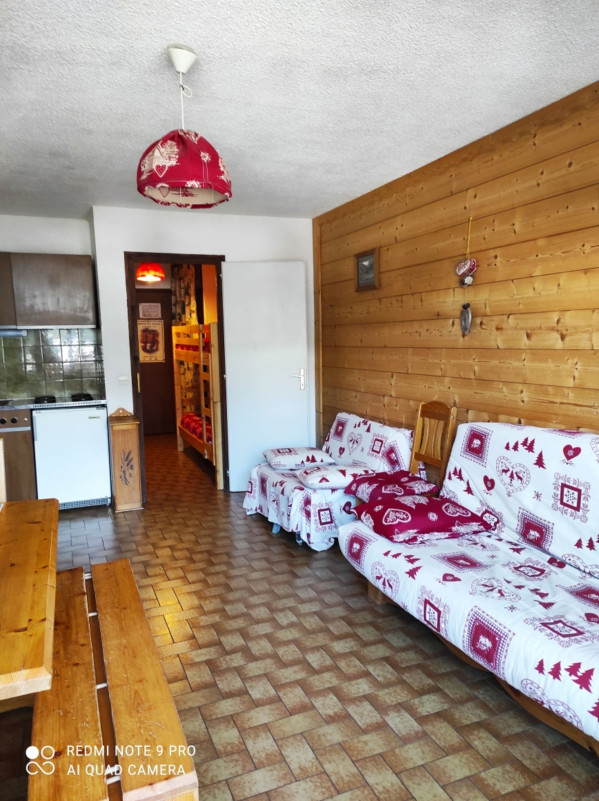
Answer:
295, 532, 303, 545
272, 523, 281, 535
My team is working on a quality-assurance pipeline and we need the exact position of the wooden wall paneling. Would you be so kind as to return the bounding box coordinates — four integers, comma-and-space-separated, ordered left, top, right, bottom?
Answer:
319, 225, 592, 299
322, 347, 599, 392
370, 228, 599, 298
322, 267, 599, 327
321, 141, 599, 267
312, 219, 324, 441
321, 182, 599, 273
315, 82, 599, 439
321, 389, 420, 430
324, 307, 597, 350
325, 364, 599, 431
318, 83, 599, 243
325, 361, 599, 414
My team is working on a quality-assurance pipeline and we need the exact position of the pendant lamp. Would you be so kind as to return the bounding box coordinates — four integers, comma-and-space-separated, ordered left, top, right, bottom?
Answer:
137, 44, 232, 209
136, 262, 165, 283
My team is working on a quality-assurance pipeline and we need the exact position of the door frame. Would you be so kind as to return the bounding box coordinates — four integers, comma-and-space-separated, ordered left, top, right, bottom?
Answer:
124, 251, 228, 501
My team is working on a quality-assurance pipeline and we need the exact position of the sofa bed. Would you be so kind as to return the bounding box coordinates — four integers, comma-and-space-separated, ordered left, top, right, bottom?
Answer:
338, 420, 599, 754
243, 412, 414, 551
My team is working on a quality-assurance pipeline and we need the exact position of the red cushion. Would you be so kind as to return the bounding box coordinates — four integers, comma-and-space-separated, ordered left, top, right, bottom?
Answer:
345, 469, 438, 502
352, 495, 492, 543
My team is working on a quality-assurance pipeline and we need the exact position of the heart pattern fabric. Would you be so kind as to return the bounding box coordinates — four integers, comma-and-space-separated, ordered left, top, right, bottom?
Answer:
347, 432, 362, 453
563, 445, 581, 462
322, 412, 413, 472
496, 456, 531, 496
442, 573, 461, 582
440, 422, 599, 574
371, 561, 400, 600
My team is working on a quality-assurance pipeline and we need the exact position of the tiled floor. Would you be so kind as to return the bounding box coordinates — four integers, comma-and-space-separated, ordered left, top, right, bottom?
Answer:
9, 434, 599, 800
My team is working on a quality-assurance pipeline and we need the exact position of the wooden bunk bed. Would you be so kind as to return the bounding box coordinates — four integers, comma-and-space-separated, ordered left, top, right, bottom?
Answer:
172, 323, 223, 489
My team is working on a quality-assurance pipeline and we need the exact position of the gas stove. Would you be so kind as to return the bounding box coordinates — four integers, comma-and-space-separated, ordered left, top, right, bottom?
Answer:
33, 394, 93, 404
0, 393, 103, 410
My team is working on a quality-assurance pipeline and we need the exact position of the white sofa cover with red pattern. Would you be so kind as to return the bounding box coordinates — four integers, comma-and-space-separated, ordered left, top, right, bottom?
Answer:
338, 421, 599, 744
243, 412, 413, 551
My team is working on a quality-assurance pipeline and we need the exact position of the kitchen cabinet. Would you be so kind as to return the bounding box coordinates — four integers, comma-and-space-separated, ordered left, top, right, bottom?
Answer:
109, 408, 143, 511
0, 252, 97, 327
0, 252, 17, 326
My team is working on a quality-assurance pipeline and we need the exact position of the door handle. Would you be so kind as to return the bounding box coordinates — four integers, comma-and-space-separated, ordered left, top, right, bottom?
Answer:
290, 367, 306, 390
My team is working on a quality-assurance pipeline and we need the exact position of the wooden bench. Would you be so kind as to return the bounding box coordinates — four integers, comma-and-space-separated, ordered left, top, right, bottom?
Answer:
29, 558, 199, 801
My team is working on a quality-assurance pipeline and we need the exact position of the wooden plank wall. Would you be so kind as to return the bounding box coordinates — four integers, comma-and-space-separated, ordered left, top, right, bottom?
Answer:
313, 81, 599, 440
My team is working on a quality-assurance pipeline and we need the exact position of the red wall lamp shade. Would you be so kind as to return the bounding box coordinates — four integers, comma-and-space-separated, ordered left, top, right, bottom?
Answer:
137, 129, 232, 209
136, 262, 166, 283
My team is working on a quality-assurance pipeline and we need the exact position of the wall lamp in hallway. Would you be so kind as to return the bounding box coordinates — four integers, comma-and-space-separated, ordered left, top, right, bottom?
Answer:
136, 263, 166, 283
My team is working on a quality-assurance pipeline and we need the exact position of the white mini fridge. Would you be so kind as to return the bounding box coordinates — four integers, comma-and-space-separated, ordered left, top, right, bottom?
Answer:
33, 406, 112, 509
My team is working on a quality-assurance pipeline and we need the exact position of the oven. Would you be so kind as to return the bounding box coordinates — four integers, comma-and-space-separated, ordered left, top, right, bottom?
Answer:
0, 408, 36, 501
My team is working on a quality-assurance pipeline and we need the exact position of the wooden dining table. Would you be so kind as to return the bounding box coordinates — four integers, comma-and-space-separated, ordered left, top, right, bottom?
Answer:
0, 498, 59, 704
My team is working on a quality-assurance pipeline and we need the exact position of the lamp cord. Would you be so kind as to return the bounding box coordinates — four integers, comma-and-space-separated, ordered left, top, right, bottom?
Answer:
466, 215, 473, 259
178, 72, 193, 130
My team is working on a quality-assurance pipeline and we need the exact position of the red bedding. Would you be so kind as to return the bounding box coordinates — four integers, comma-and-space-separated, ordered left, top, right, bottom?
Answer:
180, 413, 212, 443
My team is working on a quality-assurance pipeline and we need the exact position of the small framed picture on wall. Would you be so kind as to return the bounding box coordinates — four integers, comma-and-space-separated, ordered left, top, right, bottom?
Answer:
355, 248, 379, 291
138, 320, 165, 362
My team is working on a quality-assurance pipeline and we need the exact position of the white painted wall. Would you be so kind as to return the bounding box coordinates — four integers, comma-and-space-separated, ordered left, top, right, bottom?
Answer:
91, 206, 315, 441
0, 214, 92, 254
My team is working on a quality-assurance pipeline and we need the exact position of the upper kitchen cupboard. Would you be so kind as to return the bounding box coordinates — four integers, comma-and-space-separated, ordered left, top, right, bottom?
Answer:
0, 252, 97, 327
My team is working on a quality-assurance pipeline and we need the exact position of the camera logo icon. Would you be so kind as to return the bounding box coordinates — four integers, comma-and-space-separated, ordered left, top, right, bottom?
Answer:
26, 745, 56, 775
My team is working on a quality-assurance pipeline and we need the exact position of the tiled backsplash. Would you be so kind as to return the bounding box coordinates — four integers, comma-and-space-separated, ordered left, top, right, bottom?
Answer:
0, 328, 105, 400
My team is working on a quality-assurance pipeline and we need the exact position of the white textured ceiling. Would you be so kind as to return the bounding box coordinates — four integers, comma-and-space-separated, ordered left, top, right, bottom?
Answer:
1, 0, 598, 221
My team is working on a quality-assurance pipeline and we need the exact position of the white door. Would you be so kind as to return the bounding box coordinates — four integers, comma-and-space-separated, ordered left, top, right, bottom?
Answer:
222, 261, 310, 491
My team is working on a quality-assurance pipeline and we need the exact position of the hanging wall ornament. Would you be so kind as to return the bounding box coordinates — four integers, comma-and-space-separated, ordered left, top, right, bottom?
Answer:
460, 302, 472, 336
455, 216, 477, 287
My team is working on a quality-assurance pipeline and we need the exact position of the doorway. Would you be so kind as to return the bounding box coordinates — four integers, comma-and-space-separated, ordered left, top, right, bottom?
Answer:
124, 252, 227, 503
136, 286, 176, 435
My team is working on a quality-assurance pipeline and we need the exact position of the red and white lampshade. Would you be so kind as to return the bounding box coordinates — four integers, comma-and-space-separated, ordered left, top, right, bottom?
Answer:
137, 44, 232, 210
136, 262, 166, 283
137, 129, 232, 209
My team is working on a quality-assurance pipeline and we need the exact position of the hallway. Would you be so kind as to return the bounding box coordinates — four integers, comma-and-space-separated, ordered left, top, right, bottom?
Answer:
8, 435, 599, 800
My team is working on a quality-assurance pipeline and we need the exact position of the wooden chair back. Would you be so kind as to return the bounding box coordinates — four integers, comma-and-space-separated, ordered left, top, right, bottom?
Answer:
409, 401, 457, 484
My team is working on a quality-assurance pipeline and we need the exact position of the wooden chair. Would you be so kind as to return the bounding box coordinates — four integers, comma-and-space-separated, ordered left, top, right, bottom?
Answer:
409, 401, 457, 485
